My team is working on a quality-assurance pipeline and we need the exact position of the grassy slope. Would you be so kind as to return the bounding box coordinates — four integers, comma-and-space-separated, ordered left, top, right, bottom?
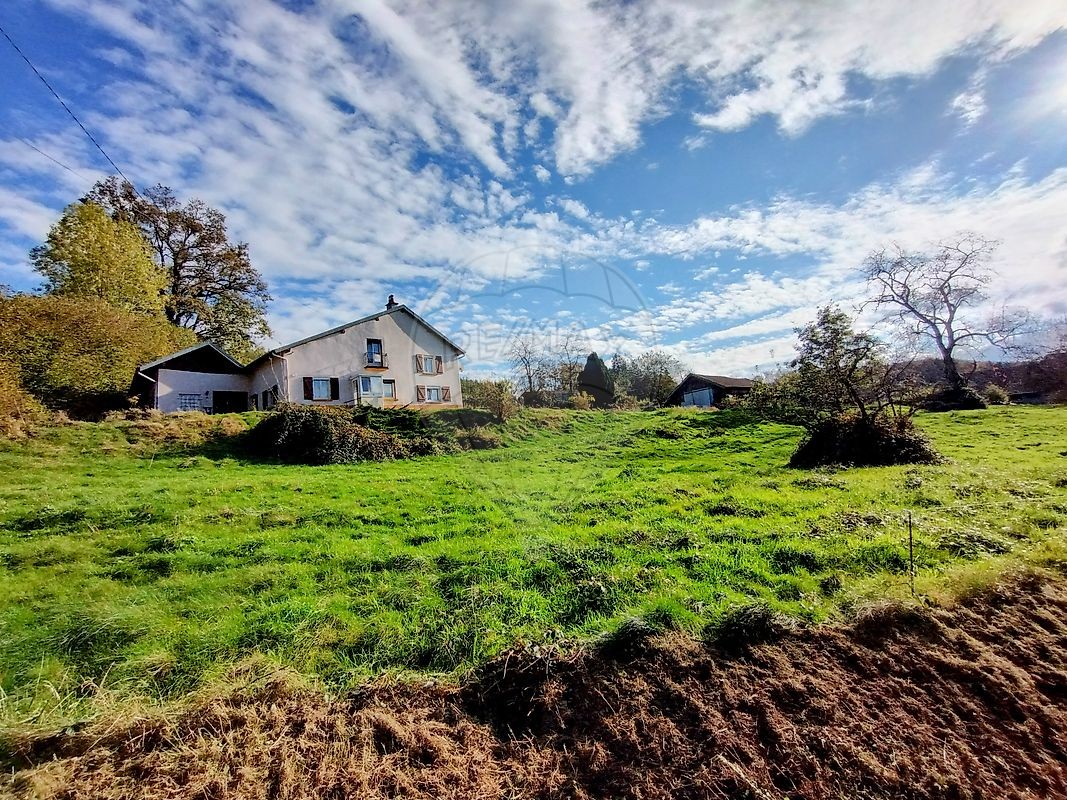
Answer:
0, 407, 1065, 723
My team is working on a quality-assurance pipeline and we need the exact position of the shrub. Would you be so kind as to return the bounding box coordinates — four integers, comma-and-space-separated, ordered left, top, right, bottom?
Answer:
569, 391, 594, 410
245, 404, 493, 464
455, 426, 502, 450
246, 404, 408, 464
611, 393, 641, 410
982, 383, 1010, 405
920, 385, 987, 412
462, 378, 519, 421
790, 415, 941, 468
0, 358, 44, 438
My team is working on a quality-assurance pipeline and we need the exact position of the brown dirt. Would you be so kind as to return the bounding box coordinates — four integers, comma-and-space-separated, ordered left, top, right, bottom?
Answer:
4, 575, 1067, 800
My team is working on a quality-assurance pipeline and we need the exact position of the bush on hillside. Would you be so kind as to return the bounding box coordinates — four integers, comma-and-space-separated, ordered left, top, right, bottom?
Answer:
0, 358, 44, 438
247, 404, 409, 464
920, 385, 987, 412
789, 415, 941, 468
982, 383, 1010, 405
455, 426, 502, 450
569, 391, 594, 410
245, 404, 503, 464
462, 378, 519, 421
0, 293, 195, 416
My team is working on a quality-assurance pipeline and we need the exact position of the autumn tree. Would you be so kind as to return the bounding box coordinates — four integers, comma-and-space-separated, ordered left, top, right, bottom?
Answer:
0, 292, 195, 414
863, 234, 1031, 391
87, 177, 271, 361
30, 201, 165, 316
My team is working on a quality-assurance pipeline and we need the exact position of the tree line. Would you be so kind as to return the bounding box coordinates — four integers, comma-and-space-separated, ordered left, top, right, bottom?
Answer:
1, 178, 270, 417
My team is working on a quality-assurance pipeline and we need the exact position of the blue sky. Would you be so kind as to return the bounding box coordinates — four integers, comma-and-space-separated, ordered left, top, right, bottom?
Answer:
1, 1, 1066, 375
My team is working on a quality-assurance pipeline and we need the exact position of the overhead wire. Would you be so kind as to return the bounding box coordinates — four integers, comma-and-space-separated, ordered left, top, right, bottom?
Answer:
0, 20, 132, 184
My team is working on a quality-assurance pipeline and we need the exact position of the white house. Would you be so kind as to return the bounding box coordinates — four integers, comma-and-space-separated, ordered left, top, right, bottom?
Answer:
132, 297, 465, 412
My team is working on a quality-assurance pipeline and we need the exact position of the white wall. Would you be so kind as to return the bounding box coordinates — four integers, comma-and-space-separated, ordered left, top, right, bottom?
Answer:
248, 355, 287, 409
155, 369, 251, 413
251, 310, 463, 408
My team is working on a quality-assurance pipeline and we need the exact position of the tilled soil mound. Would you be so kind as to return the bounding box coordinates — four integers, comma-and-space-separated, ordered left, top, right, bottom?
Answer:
4, 576, 1067, 800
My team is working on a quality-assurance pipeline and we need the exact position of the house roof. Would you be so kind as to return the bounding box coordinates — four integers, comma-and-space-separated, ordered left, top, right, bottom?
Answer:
137, 341, 244, 373
244, 304, 465, 370
687, 373, 755, 389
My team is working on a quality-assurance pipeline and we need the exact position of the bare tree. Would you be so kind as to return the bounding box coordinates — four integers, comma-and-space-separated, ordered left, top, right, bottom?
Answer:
554, 328, 587, 395
507, 334, 548, 395
863, 233, 1031, 390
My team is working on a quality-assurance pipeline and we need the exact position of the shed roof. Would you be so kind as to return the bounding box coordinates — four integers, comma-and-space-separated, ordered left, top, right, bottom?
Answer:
665, 372, 755, 406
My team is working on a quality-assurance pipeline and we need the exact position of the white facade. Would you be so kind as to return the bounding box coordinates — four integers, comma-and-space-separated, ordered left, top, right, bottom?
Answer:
137, 305, 464, 412
155, 368, 251, 413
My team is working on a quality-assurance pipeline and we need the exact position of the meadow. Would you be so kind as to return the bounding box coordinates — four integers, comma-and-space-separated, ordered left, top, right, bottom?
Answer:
1, 406, 1065, 725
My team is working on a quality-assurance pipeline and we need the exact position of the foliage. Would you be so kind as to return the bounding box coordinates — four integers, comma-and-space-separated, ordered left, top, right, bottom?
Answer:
863, 233, 1032, 391
246, 404, 473, 464
30, 201, 166, 316
0, 358, 44, 438
609, 350, 686, 405
921, 386, 988, 412
748, 306, 913, 430
982, 383, 1010, 405
747, 307, 935, 466
789, 415, 941, 468
87, 177, 271, 362
569, 391, 594, 410
0, 293, 195, 415
454, 426, 503, 450
461, 377, 519, 421
0, 406, 1062, 722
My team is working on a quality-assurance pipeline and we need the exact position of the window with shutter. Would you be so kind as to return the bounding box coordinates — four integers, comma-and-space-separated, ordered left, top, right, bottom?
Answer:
416, 385, 426, 401
442, 385, 451, 402
303, 377, 314, 400
330, 377, 340, 400
434, 355, 443, 374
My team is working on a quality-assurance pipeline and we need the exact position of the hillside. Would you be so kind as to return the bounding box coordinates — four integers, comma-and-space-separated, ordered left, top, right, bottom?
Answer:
0, 406, 1064, 726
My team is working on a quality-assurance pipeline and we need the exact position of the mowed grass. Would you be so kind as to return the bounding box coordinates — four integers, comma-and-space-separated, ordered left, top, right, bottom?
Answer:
1, 406, 1065, 723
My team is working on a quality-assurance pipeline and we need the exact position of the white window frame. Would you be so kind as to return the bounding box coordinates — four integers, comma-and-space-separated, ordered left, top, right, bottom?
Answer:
383, 379, 396, 399
425, 386, 442, 402
311, 378, 331, 400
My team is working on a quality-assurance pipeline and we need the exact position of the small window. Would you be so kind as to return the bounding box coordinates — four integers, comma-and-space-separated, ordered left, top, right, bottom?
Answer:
360, 376, 372, 393
426, 386, 442, 402
178, 393, 201, 411
312, 378, 331, 400
366, 338, 384, 365
383, 379, 396, 399
418, 354, 438, 373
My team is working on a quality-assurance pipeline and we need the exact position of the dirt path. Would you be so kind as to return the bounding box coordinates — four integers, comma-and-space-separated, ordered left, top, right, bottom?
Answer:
5, 575, 1067, 799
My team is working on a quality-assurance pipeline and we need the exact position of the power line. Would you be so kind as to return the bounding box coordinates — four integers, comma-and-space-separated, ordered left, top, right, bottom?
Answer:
16, 137, 88, 180
0, 21, 131, 184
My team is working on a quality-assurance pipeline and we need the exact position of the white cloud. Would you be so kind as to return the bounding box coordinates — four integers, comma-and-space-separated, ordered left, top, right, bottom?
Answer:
533, 164, 552, 183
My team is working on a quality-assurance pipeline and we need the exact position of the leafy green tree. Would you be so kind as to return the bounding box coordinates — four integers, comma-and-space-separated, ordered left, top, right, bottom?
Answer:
618, 350, 685, 405
30, 201, 165, 316
460, 377, 519, 422
87, 177, 271, 361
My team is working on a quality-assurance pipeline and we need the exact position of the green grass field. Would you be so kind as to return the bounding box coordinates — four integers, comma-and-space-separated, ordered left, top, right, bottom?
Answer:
1, 406, 1065, 724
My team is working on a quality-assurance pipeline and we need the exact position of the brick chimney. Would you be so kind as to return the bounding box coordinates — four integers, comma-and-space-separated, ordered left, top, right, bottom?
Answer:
385, 294, 398, 310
